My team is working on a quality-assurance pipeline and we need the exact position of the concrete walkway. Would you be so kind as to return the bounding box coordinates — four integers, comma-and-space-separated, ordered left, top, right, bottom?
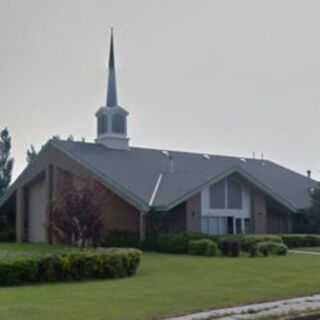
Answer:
290, 250, 320, 255
165, 294, 320, 320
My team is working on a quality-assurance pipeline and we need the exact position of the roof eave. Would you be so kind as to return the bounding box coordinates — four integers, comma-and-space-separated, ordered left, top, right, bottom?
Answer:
50, 141, 150, 212
152, 166, 299, 213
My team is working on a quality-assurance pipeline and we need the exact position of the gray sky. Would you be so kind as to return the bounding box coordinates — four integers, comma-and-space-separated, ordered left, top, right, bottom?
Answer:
1, 0, 320, 180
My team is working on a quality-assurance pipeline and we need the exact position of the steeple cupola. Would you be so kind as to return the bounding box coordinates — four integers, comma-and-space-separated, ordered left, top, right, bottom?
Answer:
95, 28, 129, 150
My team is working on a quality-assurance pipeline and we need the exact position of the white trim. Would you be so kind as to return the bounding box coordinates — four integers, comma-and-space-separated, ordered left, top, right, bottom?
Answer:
149, 174, 163, 206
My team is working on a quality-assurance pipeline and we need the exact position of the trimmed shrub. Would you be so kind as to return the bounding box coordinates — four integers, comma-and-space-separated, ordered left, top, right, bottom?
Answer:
156, 232, 212, 253
220, 238, 241, 257
0, 229, 15, 242
217, 234, 283, 252
240, 235, 283, 251
249, 245, 258, 257
258, 242, 288, 256
259, 244, 269, 257
229, 239, 241, 257
220, 239, 230, 256
280, 234, 320, 248
188, 239, 218, 256
0, 248, 142, 286
104, 230, 141, 248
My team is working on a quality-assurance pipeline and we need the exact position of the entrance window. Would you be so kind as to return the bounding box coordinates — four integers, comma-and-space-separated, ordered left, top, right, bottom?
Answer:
235, 218, 242, 234
244, 218, 251, 234
227, 217, 234, 234
201, 216, 228, 235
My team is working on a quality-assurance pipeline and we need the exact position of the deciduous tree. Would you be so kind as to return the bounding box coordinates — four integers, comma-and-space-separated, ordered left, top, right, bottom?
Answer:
48, 181, 107, 247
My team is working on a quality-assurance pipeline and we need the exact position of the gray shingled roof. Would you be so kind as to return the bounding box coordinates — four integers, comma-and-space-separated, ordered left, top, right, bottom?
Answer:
51, 139, 318, 212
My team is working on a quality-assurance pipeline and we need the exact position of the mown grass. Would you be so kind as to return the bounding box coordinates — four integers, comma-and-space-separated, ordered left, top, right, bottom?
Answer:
0, 245, 319, 320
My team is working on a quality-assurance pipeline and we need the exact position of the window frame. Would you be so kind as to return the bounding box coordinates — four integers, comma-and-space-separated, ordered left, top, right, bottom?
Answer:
97, 114, 108, 135
112, 113, 126, 134
209, 178, 243, 210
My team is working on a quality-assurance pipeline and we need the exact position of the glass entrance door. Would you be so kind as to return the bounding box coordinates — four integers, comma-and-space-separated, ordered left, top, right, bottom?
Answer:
235, 218, 242, 234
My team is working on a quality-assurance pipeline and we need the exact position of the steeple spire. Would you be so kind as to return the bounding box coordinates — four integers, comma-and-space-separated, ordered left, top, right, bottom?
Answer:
95, 28, 129, 150
106, 28, 118, 107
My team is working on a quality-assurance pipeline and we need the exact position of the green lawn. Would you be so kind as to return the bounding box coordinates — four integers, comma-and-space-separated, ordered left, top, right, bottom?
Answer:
0, 242, 68, 252
0, 245, 320, 320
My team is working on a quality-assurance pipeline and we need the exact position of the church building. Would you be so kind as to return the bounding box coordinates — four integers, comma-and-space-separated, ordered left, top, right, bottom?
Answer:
0, 30, 317, 243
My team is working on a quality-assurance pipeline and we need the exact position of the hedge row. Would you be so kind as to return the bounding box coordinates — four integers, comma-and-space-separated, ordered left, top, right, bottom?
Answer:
280, 234, 320, 248
216, 234, 283, 251
0, 248, 142, 286
259, 242, 288, 256
103, 230, 320, 252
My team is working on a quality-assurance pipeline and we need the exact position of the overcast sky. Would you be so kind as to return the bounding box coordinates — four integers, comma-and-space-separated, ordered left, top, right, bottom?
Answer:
1, 0, 320, 180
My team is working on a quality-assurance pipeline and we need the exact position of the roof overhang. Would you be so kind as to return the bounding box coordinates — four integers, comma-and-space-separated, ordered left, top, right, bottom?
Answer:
0, 140, 150, 212
152, 166, 299, 213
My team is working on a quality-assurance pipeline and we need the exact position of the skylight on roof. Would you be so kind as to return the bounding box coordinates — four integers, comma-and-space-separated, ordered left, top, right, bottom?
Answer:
203, 154, 210, 160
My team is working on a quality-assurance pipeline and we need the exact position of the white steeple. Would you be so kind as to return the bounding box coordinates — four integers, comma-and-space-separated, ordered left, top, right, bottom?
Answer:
95, 28, 129, 150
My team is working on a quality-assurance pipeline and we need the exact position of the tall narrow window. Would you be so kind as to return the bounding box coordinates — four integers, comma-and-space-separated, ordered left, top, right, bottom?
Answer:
227, 179, 242, 209
235, 218, 242, 234
227, 217, 234, 234
210, 180, 225, 209
244, 218, 251, 234
97, 114, 108, 134
112, 113, 125, 134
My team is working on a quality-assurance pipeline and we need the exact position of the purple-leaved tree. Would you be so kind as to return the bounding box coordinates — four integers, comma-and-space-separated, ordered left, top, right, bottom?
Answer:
49, 181, 107, 248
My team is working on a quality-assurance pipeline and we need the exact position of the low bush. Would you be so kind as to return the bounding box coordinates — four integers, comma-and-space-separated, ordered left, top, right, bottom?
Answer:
220, 238, 241, 257
156, 232, 212, 253
218, 234, 282, 253
249, 245, 258, 257
259, 244, 269, 257
256, 242, 288, 256
0, 229, 15, 242
188, 239, 218, 256
0, 248, 142, 286
217, 234, 283, 251
240, 235, 283, 251
104, 230, 141, 248
280, 234, 320, 248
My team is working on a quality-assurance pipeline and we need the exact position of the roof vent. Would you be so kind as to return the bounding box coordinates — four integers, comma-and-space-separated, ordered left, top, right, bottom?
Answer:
240, 158, 246, 163
161, 150, 174, 173
161, 150, 170, 157
203, 154, 210, 160
307, 170, 312, 179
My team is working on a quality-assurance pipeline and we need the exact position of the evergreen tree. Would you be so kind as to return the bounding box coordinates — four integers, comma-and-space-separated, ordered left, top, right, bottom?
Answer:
305, 185, 320, 233
26, 144, 37, 164
0, 128, 14, 198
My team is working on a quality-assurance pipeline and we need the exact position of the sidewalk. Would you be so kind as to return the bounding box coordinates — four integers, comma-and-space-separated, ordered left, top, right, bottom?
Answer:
289, 250, 320, 255
165, 294, 320, 320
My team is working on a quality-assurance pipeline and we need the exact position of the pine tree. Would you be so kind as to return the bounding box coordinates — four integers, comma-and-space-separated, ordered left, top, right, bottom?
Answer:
305, 185, 320, 233
26, 144, 37, 164
0, 128, 14, 198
